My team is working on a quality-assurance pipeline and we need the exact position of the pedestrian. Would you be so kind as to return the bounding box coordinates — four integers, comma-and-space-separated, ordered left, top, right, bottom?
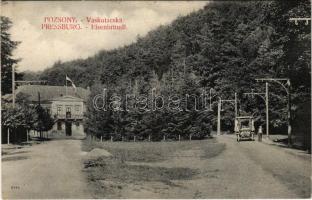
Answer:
258, 125, 263, 142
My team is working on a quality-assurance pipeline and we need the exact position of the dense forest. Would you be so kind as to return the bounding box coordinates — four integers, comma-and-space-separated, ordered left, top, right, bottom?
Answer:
33, 1, 310, 141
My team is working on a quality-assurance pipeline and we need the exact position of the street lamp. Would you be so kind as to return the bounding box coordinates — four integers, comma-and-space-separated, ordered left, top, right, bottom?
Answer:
12, 65, 15, 108
244, 82, 269, 138
256, 78, 292, 147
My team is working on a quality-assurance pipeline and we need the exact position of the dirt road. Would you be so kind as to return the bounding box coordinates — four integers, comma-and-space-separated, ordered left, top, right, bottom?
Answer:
187, 135, 311, 198
2, 136, 311, 199
1, 140, 90, 199
100, 135, 311, 198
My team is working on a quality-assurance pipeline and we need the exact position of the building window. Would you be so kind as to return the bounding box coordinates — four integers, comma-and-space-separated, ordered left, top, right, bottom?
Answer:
66, 107, 71, 118
57, 106, 62, 115
75, 105, 80, 112
66, 107, 71, 113
57, 122, 62, 130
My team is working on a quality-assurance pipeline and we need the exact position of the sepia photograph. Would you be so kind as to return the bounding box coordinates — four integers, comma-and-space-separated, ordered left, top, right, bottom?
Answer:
1, 0, 311, 199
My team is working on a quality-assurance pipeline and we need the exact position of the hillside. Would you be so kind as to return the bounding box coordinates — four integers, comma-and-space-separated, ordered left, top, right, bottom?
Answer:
36, 1, 310, 137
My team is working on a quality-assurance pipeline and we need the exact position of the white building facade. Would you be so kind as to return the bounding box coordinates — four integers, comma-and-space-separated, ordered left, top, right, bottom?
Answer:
13, 85, 90, 138
50, 95, 86, 137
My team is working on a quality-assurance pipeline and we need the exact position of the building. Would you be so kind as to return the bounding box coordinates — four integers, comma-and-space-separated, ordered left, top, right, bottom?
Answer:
12, 85, 90, 138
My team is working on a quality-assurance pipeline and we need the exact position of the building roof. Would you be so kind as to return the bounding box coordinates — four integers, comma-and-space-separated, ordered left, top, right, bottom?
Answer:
52, 95, 84, 102
4, 85, 90, 103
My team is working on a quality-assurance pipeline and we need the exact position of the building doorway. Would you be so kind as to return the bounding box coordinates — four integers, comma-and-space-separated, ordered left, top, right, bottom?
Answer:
65, 121, 72, 136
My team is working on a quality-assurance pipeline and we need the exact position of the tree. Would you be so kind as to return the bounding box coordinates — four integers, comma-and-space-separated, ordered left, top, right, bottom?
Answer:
41, 1, 309, 139
84, 83, 114, 140
34, 105, 54, 139
1, 16, 22, 95
1, 101, 37, 144
2, 106, 25, 144
16, 93, 37, 141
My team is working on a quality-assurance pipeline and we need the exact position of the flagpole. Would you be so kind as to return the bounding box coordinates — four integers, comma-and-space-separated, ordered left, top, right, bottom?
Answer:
65, 75, 67, 96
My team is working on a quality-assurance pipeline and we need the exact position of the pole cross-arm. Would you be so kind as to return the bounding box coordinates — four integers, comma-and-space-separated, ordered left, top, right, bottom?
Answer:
289, 17, 311, 25
256, 78, 289, 94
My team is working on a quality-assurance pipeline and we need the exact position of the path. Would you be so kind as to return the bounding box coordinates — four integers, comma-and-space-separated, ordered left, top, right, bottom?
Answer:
122, 135, 311, 198
2, 140, 90, 199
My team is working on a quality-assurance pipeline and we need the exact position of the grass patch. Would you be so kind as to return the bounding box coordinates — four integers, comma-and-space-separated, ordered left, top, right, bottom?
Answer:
81, 138, 225, 198
84, 158, 199, 183
83, 157, 199, 198
2, 156, 28, 162
82, 137, 225, 162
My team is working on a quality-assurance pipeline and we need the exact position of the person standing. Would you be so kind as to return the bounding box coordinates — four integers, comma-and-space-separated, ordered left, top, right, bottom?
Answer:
258, 125, 263, 142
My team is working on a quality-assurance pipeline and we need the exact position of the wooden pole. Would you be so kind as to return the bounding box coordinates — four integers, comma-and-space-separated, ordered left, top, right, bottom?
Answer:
265, 82, 269, 138
148, 135, 151, 142
101, 136, 103, 142
234, 93, 237, 118
189, 134, 192, 141
134, 136, 136, 142
65, 75, 68, 96
111, 136, 113, 142
179, 134, 181, 141
12, 66, 15, 108
7, 128, 10, 145
287, 81, 292, 147
38, 92, 41, 106
183, 58, 186, 76
217, 99, 221, 135
209, 89, 212, 110
27, 130, 29, 142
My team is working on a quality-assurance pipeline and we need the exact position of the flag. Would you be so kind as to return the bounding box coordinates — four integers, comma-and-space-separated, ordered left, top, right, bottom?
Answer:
66, 75, 77, 92
66, 75, 72, 82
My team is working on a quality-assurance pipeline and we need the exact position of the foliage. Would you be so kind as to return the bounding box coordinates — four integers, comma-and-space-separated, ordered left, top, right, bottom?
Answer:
1, 16, 22, 95
37, 1, 310, 138
1, 105, 29, 129
33, 104, 54, 133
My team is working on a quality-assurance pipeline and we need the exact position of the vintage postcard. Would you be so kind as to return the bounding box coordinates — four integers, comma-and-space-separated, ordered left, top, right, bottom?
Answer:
1, 0, 311, 199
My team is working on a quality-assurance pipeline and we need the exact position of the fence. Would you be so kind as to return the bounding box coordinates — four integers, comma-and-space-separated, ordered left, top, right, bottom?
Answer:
88, 133, 212, 143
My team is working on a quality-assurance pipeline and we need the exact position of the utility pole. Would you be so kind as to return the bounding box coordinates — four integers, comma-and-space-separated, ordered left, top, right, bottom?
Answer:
12, 66, 15, 108
183, 57, 186, 76
234, 93, 237, 118
217, 93, 237, 135
244, 83, 269, 137
287, 81, 292, 147
209, 88, 218, 111
265, 82, 269, 138
217, 98, 221, 135
7, 129, 10, 145
65, 76, 68, 96
38, 92, 42, 138
210, 88, 212, 110
256, 78, 291, 146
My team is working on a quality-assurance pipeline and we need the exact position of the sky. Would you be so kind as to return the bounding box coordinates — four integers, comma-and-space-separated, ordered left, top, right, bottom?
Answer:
2, 1, 208, 72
